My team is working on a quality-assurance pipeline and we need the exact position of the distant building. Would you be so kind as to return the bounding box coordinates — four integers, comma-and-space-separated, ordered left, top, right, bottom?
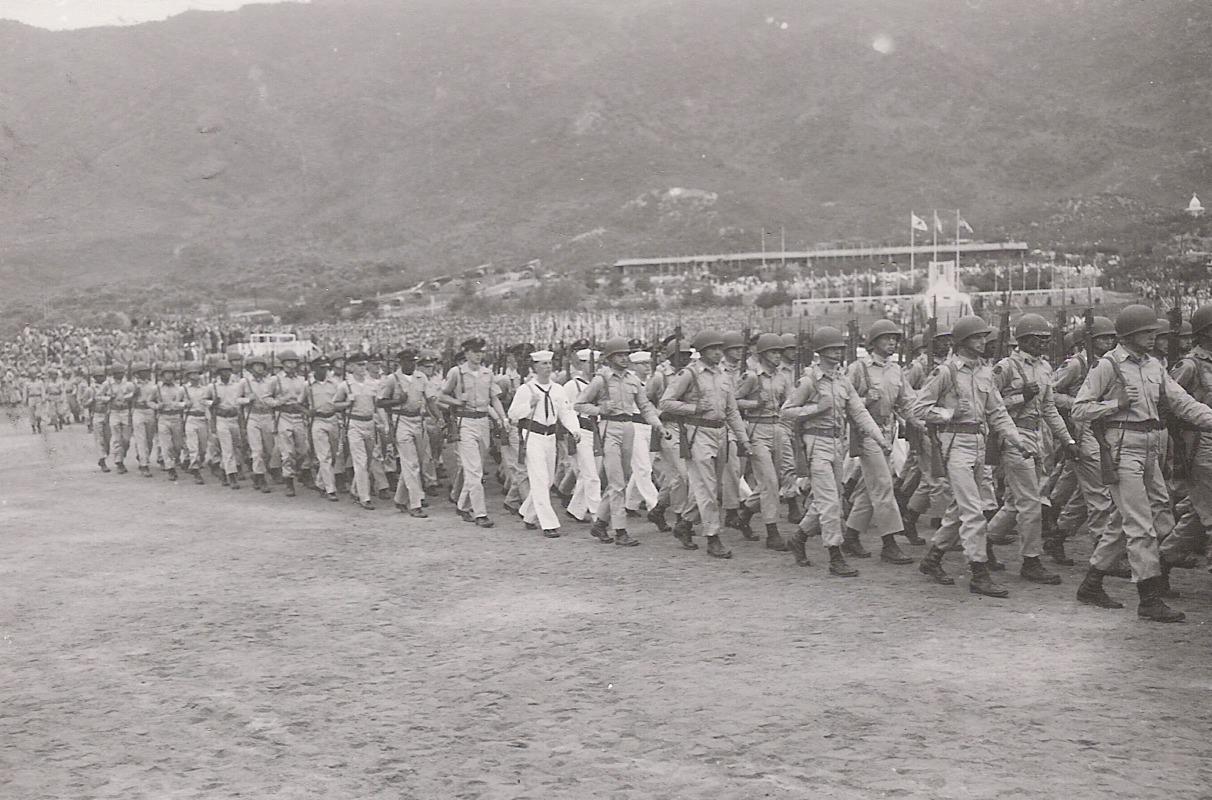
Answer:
1188, 193, 1204, 218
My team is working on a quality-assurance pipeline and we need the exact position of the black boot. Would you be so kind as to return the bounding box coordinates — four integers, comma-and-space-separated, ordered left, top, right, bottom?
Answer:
116, 461, 128, 475
191, 467, 205, 485
919, 545, 954, 585
98, 458, 110, 473
646, 504, 671, 532
788, 529, 811, 566
880, 534, 914, 564
1159, 566, 1180, 599
673, 519, 697, 550
724, 509, 742, 531
1043, 536, 1074, 566
1020, 556, 1062, 585
737, 508, 759, 541
706, 535, 732, 559
828, 545, 858, 577
285, 477, 296, 497
167, 467, 178, 482
590, 519, 614, 544
614, 529, 640, 547
765, 523, 788, 551
1076, 567, 1124, 609
220, 471, 229, 486
986, 541, 1006, 571
968, 560, 1009, 598
901, 509, 926, 546
841, 528, 872, 558
1137, 576, 1185, 622
228, 473, 240, 489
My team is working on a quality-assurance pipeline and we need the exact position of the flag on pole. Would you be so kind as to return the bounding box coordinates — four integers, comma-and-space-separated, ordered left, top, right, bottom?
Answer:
957, 215, 974, 235
911, 213, 928, 232
932, 210, 944, 234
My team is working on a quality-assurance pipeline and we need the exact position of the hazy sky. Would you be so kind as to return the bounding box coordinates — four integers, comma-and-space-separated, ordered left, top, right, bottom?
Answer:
0, 0, 307, 30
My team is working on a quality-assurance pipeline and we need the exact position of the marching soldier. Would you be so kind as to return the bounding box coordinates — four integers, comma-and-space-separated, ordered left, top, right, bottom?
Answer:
269, 350, 310, 497
148, 362, 187, 481
508, 349, 583, 537
82, 366, 111, 471
1162, 305, 1212, 568
735, 333, 792, 550
238, 355, 278, 493
561, 347, 601, 525
719, 331, 749, 537
105, 364, 134, 474
181, 362, 210, 484
782, 326, 888, 577
203, 359, 248, 489
377, 348, 442, 517
417, 349, 445, 494
986, 314, 1078, 584
843, 320, 920, 565
333, 353, 383, 510
624, 350, 661, 518
129, 363, 158, 477
648, 339, 691, 533
659, 330, 746, 558
579, 337, 668, 547
777, 332, 803, 522
901, 327, 953, 544
914, 316, 1036, 597
24, 368, 45, 434
44, 367, 67, 431
1072, 305, 1212, 621
440, 337, 506, 528
304, 356, 342, 502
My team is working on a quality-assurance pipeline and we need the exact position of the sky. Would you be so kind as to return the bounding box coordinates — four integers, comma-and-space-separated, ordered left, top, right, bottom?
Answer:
0, 0, 307, 30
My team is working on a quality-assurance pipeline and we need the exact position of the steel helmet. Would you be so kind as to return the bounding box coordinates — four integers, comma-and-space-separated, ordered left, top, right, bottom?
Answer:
1154, 318, 1171, 336
933, 324, 953, 338
90, 365, 105, 378
1090, 316, 1115, 337
246, 354, 269, 368
109, 364, 126, 376
781, 333, 798, 349
865, 319, 902, 346
1179, 321, 1193, 336
601, 337, 631, 359
813, 326, 845, 351
159, 361, 179, 374
951, 315, 993, 344
1190, 304, 1212, 336
1115, 305, 1162, 338
214, 359, 233, 372
721, 330, 745, 350
691, 330, 727, 351
755, 333, 784, 354
1014, 313, 1051, 340
910, 333, 924, 350
183, 361, 203, 375
131, 362, 151, 374
279, 349, 300, 363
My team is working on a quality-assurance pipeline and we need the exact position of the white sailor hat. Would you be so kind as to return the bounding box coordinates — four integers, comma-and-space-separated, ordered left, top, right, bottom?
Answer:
629, 350, 652, 364
575, 348, 600, 361
531, 349, 554, 364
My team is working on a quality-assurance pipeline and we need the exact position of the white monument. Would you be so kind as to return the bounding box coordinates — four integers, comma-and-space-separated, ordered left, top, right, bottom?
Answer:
1187, 193, 1204, 218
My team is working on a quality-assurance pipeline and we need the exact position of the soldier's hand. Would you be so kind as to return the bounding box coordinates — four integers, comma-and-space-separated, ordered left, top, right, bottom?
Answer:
1022, 382, 1040, 402
1119, 386, 1138, 410
736, 442, 750, 458
1017, 442, 1037, 460
1061, 440, 1079, 460
880, 439, 893, 456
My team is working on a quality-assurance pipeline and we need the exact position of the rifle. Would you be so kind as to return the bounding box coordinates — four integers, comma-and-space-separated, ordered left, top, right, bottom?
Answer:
1165, 303, 1186, 478
589, 329, 604, 458
925, 314, 944, 477
1085, 308, 1117, 484
845, 318, 860, 365
792, 325, 809, 477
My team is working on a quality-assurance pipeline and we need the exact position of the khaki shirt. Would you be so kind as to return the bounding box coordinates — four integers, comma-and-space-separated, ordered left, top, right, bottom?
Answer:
578, 366, 662, 427
992, 350, 1070, 441
781, 362, 884, 443
1073, 345, 1212, 428
846, 353, 916, 430
912, 354, 1024, 449
659, 361, 746, 443
735, 363, 792, 418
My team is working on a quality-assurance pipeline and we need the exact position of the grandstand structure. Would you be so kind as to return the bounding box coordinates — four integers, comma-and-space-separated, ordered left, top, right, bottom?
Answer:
613, 241, 1030, 277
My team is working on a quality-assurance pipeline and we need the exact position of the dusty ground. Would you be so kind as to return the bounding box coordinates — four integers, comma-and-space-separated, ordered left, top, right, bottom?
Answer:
2, 421, 1211, 800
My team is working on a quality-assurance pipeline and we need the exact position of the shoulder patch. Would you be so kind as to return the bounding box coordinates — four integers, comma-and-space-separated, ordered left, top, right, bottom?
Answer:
992, 365, 1003, 375
929, 367, 941, 377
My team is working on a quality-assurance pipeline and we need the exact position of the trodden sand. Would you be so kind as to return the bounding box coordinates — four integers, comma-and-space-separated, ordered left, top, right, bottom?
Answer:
2, 422, 1210, 799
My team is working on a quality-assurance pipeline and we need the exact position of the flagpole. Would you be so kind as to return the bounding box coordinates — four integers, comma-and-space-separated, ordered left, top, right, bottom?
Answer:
909, 213, 915, 296
932, 209, 938, 270
955, 209, 961, 277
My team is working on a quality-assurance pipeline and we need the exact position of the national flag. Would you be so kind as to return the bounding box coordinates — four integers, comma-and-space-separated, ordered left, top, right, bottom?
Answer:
957, 215, 974, 235
932, 210, 944, 234
911, 213, 928, 232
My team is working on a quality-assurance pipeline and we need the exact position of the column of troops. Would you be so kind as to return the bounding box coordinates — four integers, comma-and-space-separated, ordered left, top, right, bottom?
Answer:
59, 302, 1212, 623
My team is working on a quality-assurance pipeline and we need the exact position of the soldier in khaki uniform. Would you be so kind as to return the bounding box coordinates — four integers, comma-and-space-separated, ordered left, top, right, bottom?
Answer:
181, 362, 210, 484
334, 353, 384, 511
843, 320, 920, 566
203, 360, 248, 489
581, 337, 668, 547
267, 350, 310, 497
914, 316, 1036, 597
986, 314, 1079, 585
658, 331, 748, 558
149, 362, 187, 481
1162, 304, 1212, 570
305, 357, 342, 502
238, 355, 278, 493
735, 333, 792, 551
82, 366, 111, 471
378, 348, 443, 517
1072, 305, 1212, 622
901, 328, 953, 544
440, 337, 506, 527
104, 364, 134, 474
782, 327, 888, 577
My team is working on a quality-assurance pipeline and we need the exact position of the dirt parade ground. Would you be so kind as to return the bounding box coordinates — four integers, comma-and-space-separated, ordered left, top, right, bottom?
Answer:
3, 422, 1212, 800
